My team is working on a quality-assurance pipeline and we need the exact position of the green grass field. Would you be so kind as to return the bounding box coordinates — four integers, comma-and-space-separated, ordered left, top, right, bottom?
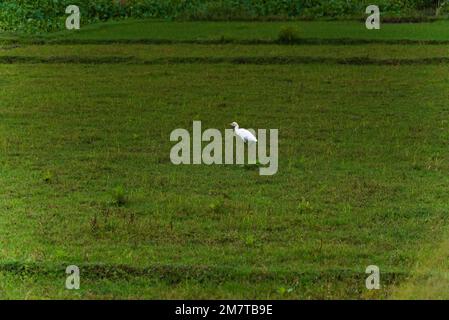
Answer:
1, 19, 449, 299
47, 19, 449, 42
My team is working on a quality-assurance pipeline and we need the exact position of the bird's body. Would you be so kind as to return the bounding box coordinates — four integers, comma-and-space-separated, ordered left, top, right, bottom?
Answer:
230, 122, 257, 143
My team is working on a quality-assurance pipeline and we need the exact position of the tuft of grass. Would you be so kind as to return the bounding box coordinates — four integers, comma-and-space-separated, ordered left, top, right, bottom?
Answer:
244, 234, 256, 246
111, 185, 127, 207
277, 26, 301, 44
277, 286, 294, 295
297, 197, 313, 214
42, 170, 53, 183
209, 199, 225, 214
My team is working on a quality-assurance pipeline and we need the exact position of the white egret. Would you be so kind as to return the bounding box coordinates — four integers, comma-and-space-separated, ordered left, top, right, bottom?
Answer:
230, 122, 257, 143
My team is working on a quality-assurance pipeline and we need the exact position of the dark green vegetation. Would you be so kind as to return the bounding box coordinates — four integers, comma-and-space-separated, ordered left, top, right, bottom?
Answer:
1, 19, 449, 299
0, 0, 446, 33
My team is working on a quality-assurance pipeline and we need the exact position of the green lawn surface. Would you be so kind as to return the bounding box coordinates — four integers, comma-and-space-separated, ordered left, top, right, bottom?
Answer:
3, 44, 449, 61
1, 19, 449, 299
51, 19, 449, 42
3, 19, 449, 44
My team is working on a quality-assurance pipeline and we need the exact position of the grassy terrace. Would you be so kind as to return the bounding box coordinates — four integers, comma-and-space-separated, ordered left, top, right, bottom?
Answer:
3, 44, 449, 61
0, 19, 449, 299
48, 20, 449, 42
4, 20, 449, 44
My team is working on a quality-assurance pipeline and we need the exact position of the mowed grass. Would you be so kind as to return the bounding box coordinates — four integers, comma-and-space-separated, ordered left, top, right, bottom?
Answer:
1, 20, 449, 299
47, 19, 449, 42
5, 44, 449, 61
5, 19, 449, 44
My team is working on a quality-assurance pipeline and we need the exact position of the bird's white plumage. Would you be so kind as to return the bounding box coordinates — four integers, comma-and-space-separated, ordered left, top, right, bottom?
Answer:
230, 122, 257, 143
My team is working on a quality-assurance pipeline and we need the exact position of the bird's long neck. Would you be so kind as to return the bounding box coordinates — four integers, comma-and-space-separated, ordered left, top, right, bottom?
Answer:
234, 125, 239, 131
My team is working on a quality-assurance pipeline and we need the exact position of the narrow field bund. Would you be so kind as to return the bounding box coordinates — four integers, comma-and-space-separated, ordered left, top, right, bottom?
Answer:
6, 38, 449, 46
3, 55, 449, 65
0, 261, 408, 285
